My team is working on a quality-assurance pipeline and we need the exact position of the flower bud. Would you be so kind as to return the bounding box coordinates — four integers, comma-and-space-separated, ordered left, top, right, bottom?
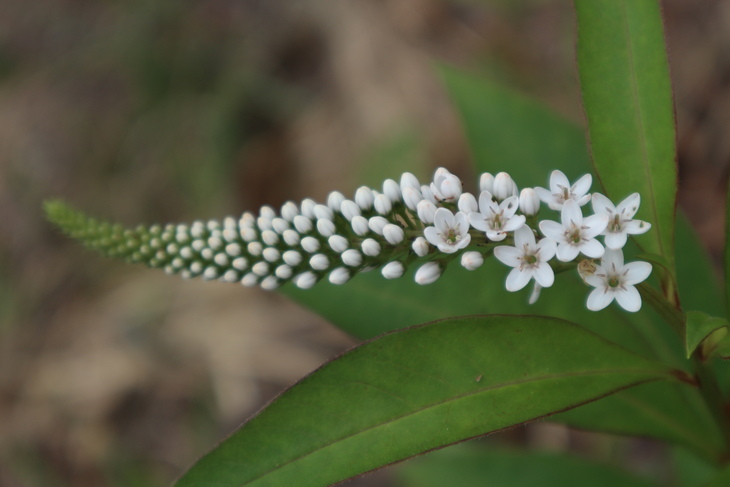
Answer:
458, 193, 478, 214
271, 217, 289, 234
275, 265, 292, 279
226, 243, 242, 256
241, 273, 258, 287
260, 276, 280, 290
261, 229, 279, 246
257, 216, 273, 231
374, 194, 393, 215
314, 204, 334, 221
493, 172, 517, 201
328, 235, 349, 253
402, 186, 422, 211
252, 261, 269, 276
415, 262, 442, 285
519, 188, 540, 216
340, 200, 361, 221
417, 200, 437, 224
293, 215, 313, 234
232, 257, 248, 270
355, 186, 374, 210
282, 250, 302, 266
240, 227, 257, 242
420, 185, 437, 204
529, 284, 542, 304
381, 261, 405, 279
351, 216, 369, 236
316, 218, 335, 237
327, 191, 346, 211
300, 198, 317, 219
383, 224, 404, 245
342, 249, 363, 267
383, 179, 401, 203
300, 236, 320, 253
280, 202, 298, 222
282, 229, 300, 246
431, 168, 462, 202
368, 216, 389, 235
400, 172, 420, 191
328, 267, 350, 285
412, 236, 430, 257
479, 173, 495, 194
309, 253, 329, 271
361, 238, 381, 257
263, 247, 280, 262
247, 241, 262, 256
294, 271, 317, 289
460, 251, 484, 271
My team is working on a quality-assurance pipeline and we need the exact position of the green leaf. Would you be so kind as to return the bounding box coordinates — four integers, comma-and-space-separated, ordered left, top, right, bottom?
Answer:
708, 464, 730, 487
396, 444, 660, 487
175, 315, 676, 487
685, 311, 729, 359
575, 0, 677, 271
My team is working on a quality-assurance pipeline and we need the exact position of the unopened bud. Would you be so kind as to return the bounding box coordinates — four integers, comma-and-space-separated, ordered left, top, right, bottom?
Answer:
415, 262, 442, 285
381, 261, 405, 279
493, 172, 517, 201
519, 188, 540, 216
460, 251, 484, 271
412, 237, 430, 257
458, 193, 478, 214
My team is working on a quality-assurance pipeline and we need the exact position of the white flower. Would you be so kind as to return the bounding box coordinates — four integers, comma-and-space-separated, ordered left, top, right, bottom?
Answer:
374, 194, 393, 215
282, 250, 302, 266
294, 271, 317, 289
328, 267, 350, 285
381, 261, 405, 279
479, 172, 494, 193
458, 193, 478, 214
342, 249, 363, 267
280, 202, 298, 222
293, 215, 313, 234
316, 219, 335, 237
535, 170, 592, 211
314, 204, 334, 221
400, 172, 420, 191
539, 199, 608, 262
383, 224, 405, 245
412, 237, 430, 257
415, 262, 442, 285
361, 238, 381, 256
309, 253, 329, 271
351, 216, 369, 236
300, 236, 320, 253
327, 191, 346, 211
417, 200, 437, 224
340, 200, 361, 221
300, 198, 317, 219
460, 251, 484, 271
423, 208, 471, 254
494, 226, 556, 291
469, 191, 525, 241
328, 235, 349, 253
430, 168, 462, 202
402, 186, 422, 211
368, 216, 388, 235
591, 193, 651, 250
383, 179, 401, 203
585, 249, 652, 312
519, 188, 540, 216
355, 186, 374, 210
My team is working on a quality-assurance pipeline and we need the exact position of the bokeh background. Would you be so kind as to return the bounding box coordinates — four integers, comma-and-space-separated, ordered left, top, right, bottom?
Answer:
2, 1, 729, 486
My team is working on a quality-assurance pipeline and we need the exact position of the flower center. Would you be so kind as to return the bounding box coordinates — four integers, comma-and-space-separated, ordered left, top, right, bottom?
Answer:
608, 276, 621, 288
609, 214, 622, 232
562, 187, 570, 201
524, 254, 537, 265
569, 228, 582, 244
444, 227, 460, 244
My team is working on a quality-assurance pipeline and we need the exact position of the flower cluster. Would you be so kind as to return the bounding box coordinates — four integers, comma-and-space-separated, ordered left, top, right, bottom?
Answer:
45, 167, 653, 312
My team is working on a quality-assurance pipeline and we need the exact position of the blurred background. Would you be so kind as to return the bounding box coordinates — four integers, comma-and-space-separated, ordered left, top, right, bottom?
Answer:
1, 0, 729, 485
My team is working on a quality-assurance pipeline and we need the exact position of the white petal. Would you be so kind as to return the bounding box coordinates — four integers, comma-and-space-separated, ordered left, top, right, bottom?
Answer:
500, 196, 519, 218
433, 208, 454, 230
502, 214, 526, 233
494, 246, 522, 267
604, 231, 628, 250
478, 191, 494, 213
561, 199, 583, 226
617, 193, 641, 218
458, 193, 478, 213
615, 285, 642, 312
539, 220, 565, 242
591, 192, 614, 216
534, 262, 554, 287
455, 233, 471, 250
584, 274, 604, 288
423, 227, 441, 247
580, 238, 605, 259
486, 229, 508, 241
506, 268, 532, 291
536, 238, 556, 261
601, 248, 624, 268
455, 212, 470, 236
624, 219, 651, 235
550, 170, 569, 193
513, 225, 535, 248
587, 288, 614, 311
534, 186, 554, 204
624, 261, 652, 285
556, 243, 580, 262
528, 284, 542, 304
575, 194, 592, 206
571, 173, 592, 197
582, 214, 609, 238
469, 212, 488, 232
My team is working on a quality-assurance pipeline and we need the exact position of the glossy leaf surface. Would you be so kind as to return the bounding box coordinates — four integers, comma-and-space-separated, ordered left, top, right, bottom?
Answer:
175, 316, 675, 487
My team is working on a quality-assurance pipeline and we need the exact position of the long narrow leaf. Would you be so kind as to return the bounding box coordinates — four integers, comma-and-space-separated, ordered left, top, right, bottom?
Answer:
175, 315, 677, 487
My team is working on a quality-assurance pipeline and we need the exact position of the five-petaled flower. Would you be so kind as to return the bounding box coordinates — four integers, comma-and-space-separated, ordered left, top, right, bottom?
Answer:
591, 193, 651, 250
535, 170, 592, 211
423, 208, 471, 254
539, 199, 608, 262
494, 226, 556, 291
469, 191, 525, 241
585, 249, 652, 312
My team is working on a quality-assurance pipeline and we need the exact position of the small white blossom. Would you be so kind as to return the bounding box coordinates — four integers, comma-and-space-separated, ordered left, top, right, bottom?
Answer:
400, 172, 420, 191
275, 265, 292, 279
327, 191, 346, 211
232, 257, 248, 270
340, 200, 361, 221
492, 172, 518, 201
430, 168, 462, 202
469, 191, 525, 241
328, 235, 349, 253
280, 202, 298, 222
282, 250, 302, 266
260, 276, 280, 290
458, 193, 478, 214
381, 261, 405, 279
260, 206, 276, 220
300, 236, 320, 253
252, 261, 269, 276
519, 188, 540, 216
591, 193, 651, 250
361, 238, 381, 257
535, 170, 592, 211
316, 218, 336, 237
420, 185, 437, 204
314, 204, 334, 221
424, 208, 471, 254
294, 271, 317, 289
415, 262, 442, 285
585, 249, 652, 312
368, 216, 389, 235
494, 226, 556, 291
262, 247, 280, 262
247, 241, 263, 256
383, 224, 405, 245
257, 216, 273, 232
460, 251, 484, 271
309, 254, 329, 271
293, 215, 313, 234
300, 199, 317, 219
417, 200, 437, 224
342, 249, 363, 267
282, 229, 301, 246
402, 186, 422, 211
241, 273, 258, 287
412, 237, 430, 257
351, 216, 369, 236
261, 229, 278, 246
355, 186, 374, 210
374, 194, 393, 215
328, 267, 350, 285
539, 199, 608, 262
271, 218, 289, 234
479, 172, 495, 194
